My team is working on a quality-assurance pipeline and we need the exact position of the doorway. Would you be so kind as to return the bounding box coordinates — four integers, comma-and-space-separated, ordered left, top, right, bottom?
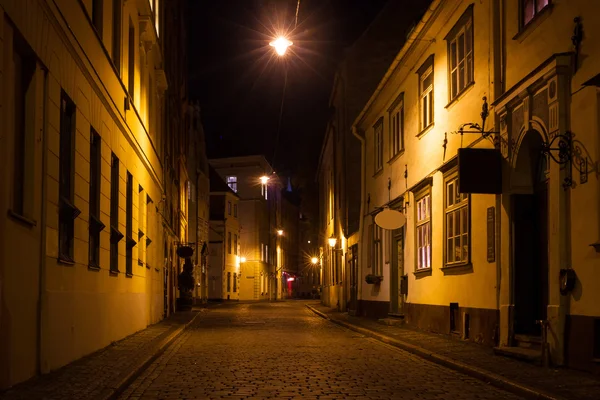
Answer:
512, 130, 549, 337
348, 245, 358, 314
390, 229, 404, 315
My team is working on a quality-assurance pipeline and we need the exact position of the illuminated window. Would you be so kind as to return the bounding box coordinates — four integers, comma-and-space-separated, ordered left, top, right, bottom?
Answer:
521, 0, 550, 27
418, 55, 434, 132
445, 174, 470, 266
373, 118, 383, 173
226, 175, 237, 192
415, 190, 431, 270
261, 183, 268, 200
447, 6, 473, 101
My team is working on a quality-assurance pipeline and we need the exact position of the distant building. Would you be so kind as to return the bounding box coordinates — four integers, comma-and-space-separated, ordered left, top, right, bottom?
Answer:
0, 0, 192, 389
317, 0, 432, 313
208, 167, 240, 301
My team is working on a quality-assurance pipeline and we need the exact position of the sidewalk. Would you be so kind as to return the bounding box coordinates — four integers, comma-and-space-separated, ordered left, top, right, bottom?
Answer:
0, 310, 203, 400
305, 302, 600, 400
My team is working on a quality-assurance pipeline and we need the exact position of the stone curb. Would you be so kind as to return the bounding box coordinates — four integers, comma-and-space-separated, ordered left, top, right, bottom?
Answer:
102, 311, 203, 400
305, 304, 566, 400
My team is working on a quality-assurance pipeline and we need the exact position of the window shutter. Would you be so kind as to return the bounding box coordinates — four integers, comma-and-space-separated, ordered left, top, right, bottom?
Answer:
367, 223, 374, 269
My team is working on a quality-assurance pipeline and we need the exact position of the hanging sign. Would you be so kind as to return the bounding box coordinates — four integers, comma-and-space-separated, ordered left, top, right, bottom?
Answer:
374, 208, 406, 230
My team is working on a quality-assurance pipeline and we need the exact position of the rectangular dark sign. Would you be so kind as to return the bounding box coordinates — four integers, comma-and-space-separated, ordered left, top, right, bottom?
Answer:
458, 148, 502, 194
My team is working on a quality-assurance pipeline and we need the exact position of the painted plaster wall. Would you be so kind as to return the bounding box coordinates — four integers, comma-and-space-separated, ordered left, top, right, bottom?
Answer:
357, 0, 498, 311
0, 0, 166, 387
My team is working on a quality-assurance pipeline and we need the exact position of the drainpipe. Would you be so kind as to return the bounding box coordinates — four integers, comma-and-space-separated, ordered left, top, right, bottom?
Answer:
351, 126, 366, 308
37, 68, 50, 374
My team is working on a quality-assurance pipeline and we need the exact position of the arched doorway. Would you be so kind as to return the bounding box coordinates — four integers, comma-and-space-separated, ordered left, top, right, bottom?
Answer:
512, 129, 549, 337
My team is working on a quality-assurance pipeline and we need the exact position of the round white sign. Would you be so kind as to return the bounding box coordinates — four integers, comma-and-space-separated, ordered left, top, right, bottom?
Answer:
374, 208, 406, 230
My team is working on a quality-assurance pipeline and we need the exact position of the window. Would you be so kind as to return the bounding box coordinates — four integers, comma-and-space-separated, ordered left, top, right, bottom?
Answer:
445, 175, 469, 265
260, 272, 264, 293
234, 234, 238, 255
418, 56, 434, 132
125, 171, 135, 276
58, 91, 79, 262
92, 0, 104, 36
226, 175, 237, 192
110, 153, 123, 272
234, 204, 238, 217
227, 201, 232, 215
112, 0, 122, 72
373, 118, 383, 173
128, 17, 135, 100
521, 0, 550, 27
233, 273, 237, 292
227, 272, 231, 292
265, 244, 269, 263
138, 186, 145, 266
89, 130, 103, 268
415, 192, 432, 270
11, 39, 36, 218
228, 232, 232, 254
447, 6, 473, 101
261, 243, 264, 261
389, 94, 404, 158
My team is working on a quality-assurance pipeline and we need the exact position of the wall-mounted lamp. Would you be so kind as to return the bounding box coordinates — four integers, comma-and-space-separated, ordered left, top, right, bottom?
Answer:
260, 176, 270, 185
311, 257, 319, 265
328, 235, 337, 248
277, 229, 284, 236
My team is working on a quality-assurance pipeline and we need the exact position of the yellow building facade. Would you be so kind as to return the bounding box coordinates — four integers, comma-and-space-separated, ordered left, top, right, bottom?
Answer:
0, 0, 170, 389
352, 0, 600, 372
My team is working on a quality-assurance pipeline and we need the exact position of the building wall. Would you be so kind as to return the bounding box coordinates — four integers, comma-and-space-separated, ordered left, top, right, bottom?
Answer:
355, 0, 499, 342
0, 0, 167, 388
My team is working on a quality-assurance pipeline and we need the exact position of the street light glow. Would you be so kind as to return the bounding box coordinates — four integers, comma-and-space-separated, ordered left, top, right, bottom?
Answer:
260, 176, 270, 185
277, 229, 284, 236
270, 36, 293, 56
328, 236, 337, 248
240, 257, 246, 263
311, 257, 318, 265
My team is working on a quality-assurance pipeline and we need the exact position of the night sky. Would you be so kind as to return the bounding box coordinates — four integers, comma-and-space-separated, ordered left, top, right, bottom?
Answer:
186, 0, 388, 195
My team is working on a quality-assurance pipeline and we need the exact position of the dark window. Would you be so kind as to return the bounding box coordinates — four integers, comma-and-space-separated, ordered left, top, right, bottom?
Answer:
447, 6, 474, 101
110, 153, 122, 272
11, 38, 36, 217
521, 0, 550, 27
89, 130, 103, 268
128, 17, 135, 99
125, 171, 135, 275
227, 201, 232, 215
92, 0, 104, 37
234, 234, 238, 255
233, 204, 238, 217
112, 0, 122, 73
233, 273, 237, 292
58, 91, 79, 262
227, 272, 231, 292
373, 118, 383, 173
228, 232, 232, 254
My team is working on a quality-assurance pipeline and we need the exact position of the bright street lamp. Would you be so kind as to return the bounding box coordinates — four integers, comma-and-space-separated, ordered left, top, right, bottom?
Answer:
277, 229, 284, 236
269, 36, 293, 56
328, 235, 337, 248
240, 257, 247, 263
311, 257, 319, 265
260, 176, 270, 185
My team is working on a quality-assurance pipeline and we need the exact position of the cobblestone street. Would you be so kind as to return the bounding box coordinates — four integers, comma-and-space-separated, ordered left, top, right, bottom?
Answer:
118, 301, 523, 400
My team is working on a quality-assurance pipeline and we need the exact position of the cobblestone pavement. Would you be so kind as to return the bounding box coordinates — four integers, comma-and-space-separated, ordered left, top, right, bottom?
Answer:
308, 302, 600, 400
0, 311, 200, 400
119, 301, 523, 400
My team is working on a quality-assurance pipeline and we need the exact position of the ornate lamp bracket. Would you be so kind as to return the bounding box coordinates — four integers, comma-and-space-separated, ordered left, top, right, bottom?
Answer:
541, 132, 572, 165
448, 97, 500, 141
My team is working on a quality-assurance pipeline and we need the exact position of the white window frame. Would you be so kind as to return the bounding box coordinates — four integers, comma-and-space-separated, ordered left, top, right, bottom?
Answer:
418, 56, 434, 132
373, 118, 383, 174
447, 7, 474, 101
415, 189, 432, 271
389, 96, 404, 159
444, 172, 470, 266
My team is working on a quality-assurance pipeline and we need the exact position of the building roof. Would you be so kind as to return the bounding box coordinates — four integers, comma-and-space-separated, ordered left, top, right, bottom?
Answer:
209, 165, 239, 197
